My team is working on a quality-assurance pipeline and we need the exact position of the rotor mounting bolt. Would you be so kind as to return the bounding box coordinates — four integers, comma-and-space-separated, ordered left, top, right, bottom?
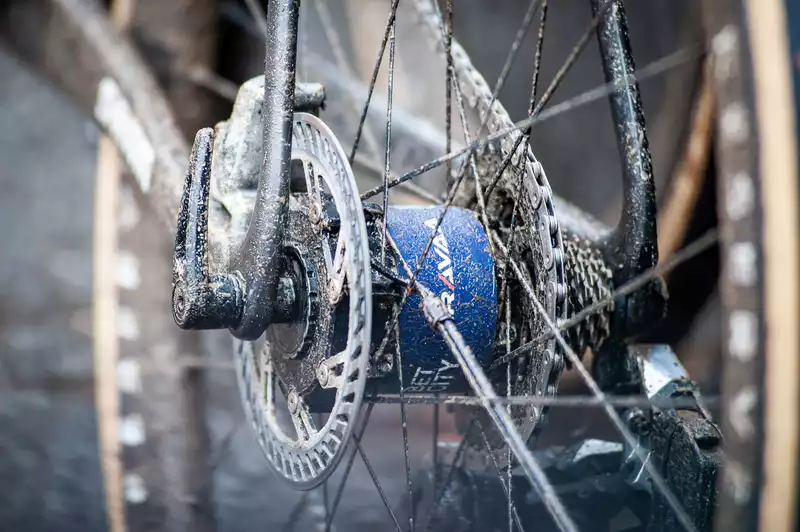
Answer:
287, 390, 299, 413
328, 285, 343, 305
316, 363, 330, 387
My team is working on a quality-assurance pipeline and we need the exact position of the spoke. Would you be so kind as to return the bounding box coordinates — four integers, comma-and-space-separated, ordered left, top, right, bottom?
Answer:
281, 492, 310, 532
431, 0, 446, 435
489, 0, 541, 121
395, 315, 415, 532
537, 0, 615, 116
484, 0, 613, 202
183, 64, 239, 101
360, 45, 700, 201
491, 228, 719, 370
372, 257, 411, 287
369, 394, 720, 409
496, 156, 528, 330
482, 0, 548, 205
451, 0, 604, 209
504, 289, 514, 532
370, 0, 545, 367
313, 0, 382, 159
444, 0, 453, 181
429, 0, 541, 215
507, 437, 513, 532
388, 236, 577, 532
492, 234, 700, 532
476, 420, 525, 532
435, 317, 576, 531
355, 438, 404, 532
493, 1, 547, 314
352, 152, 440, 204
435, 0, 542, 142
423, 422, 473, 532
530, 0, 549, 110
448, 45, 494, 254
431, 400, 439, 489
243, 0, 268, 39
381, 20, 397, 262
349, 0, 401, 164
325, 403, 375, 530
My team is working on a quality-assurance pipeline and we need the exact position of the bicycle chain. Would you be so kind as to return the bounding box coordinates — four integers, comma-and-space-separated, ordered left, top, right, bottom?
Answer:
411, 0, 568, 451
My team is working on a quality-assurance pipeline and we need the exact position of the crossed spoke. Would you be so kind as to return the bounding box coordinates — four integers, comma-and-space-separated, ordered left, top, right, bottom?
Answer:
355, 436, 404, 532
490, 228, 719, 371
476, 419, 525, 532
325, 403, 375, 530
359, 44, 701, 201
348, 0, 402, 165
386, 231, 579, 531
368, 393, 719, 409
236, 0, 436, 205
493, 234, 700, 532
232, 2, 712, 531
312, 0, 382, 160
423, 422, 473, 532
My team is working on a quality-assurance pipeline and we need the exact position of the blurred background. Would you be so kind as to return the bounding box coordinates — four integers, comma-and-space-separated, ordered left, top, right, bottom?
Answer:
0, 0, 716, 530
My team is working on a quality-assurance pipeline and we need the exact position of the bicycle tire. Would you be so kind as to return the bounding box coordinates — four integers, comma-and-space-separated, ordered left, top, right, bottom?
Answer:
706, 0, 800, 530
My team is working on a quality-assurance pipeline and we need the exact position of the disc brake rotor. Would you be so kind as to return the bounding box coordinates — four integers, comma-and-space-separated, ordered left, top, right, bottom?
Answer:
211, 94, 372, 488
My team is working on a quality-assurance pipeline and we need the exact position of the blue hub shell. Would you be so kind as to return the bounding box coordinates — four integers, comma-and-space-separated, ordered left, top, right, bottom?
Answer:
386, 206, 497, 394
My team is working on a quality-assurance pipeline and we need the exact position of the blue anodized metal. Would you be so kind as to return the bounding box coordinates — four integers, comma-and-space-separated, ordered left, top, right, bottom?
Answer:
386, 206, 497, 394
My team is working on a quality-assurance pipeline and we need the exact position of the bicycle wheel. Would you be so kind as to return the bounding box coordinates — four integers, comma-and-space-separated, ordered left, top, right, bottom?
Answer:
189, 5, 792, 530
2, 0, 798, 531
